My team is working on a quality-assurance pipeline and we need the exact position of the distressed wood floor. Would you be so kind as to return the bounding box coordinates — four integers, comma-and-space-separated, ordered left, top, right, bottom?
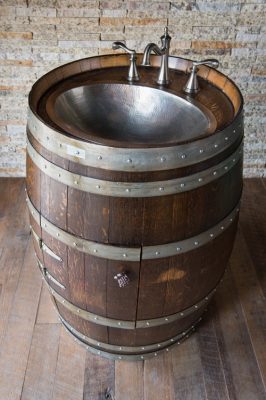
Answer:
0, 178, 265, 400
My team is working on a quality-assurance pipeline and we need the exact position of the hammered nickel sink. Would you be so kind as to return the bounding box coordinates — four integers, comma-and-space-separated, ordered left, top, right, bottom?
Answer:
26, 52, 244, 361
46, 83, 217, 145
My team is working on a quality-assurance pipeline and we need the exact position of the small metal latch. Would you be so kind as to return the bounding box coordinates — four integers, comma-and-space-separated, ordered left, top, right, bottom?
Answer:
31, 228, 62, 261
114, 272, 130, 288
37, 261, 65, 290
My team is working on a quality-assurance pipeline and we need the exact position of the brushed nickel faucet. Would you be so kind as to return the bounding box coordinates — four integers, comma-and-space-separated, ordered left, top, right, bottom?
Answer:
142, 27, 172, 86
112, 41, 140, 82
183, 59, 219, 94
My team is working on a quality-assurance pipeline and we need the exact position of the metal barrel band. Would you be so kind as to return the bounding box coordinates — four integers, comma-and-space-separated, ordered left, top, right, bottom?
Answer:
26, 194, 141, 262
61, 316, 202, 361
26, 193, 240, 261
60, 315, 202, 357
142, 201, 240, 260
37, 257, 219, 329
31, 226, 62, 261
27, 138, 243, 198
28, 107, 243, 172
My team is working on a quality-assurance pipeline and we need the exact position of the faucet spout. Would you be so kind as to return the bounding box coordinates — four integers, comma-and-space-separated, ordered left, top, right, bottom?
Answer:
141, 27, 171, 86
141, 43, 162, 66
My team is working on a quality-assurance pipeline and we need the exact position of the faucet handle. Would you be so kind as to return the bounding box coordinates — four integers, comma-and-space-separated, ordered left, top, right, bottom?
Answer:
183, 58, 219, 94
112, 41, 136, 55
160, 26, 171, 50
192, 59, 219, 69
112, 41, 139, 82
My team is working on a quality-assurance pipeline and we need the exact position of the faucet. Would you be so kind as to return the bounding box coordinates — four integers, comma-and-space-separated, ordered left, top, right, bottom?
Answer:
142, 27, 172, 86
112, 41, 139, 82
183, 59, 219, 94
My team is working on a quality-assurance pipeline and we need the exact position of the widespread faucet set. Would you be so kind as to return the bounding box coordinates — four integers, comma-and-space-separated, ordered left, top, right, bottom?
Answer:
112, 27, 219, 94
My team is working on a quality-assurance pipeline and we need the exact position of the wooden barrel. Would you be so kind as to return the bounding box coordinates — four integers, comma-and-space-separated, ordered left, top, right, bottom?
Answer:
26, 54, 243, 360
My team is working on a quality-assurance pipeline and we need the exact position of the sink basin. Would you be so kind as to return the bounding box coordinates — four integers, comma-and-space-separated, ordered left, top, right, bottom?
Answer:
46, 83, 217, 146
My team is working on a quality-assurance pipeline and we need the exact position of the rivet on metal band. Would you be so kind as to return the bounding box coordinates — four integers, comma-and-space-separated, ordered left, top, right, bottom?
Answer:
27, 194, 141, 262
27, 108, 243, 172
60, 315, 201, 358
27, 193, 240, 262
37, 257, 220, 329
61, 316, 201, 361
27, 138, 243, 198
142, 202, 240, 260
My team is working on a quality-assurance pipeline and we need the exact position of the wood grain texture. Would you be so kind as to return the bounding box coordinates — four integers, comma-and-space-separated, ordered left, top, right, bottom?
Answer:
0, 178, 265, 400
213, 268, 266, 400
240, 178, 266, 296
52, 326, 87, 400
230, 230, 266, 389
0, 239, 42, 400
20, 323, 61, 400
197, 307, 231, 400
115, 361, 144, 400
36, 283, 58, 324
83, 353, 115, 400
171, 336, 207, 400
144, 353, 175, 400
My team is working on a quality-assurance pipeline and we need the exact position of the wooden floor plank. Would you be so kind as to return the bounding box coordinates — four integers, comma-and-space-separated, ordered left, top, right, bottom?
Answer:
171, 335, 207, 400
21, 323, 61, 400
144, 353, 175, 400
230, 229, 266, 390
115, 361, 144, 400
197, 307, 231, 400
0, 245, 27, 347
0, 180, 29, 347
213, 266, 266, 400
240, 178, 266, 296
52, 326, 87, 400
0, 178, 24, 219
0, 239, 42, 400
83, 353, 115, 400
36, 282, 58, 324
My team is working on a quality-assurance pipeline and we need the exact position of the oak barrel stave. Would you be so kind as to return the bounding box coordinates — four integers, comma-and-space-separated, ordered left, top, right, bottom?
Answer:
26, 54, 243, 360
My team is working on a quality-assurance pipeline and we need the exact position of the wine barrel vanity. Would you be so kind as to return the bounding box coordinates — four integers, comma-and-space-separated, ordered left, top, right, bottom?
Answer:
26, 32, 243, 360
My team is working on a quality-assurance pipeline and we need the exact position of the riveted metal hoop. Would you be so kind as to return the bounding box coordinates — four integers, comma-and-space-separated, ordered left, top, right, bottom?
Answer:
26, 194, 240, 261
142, 202, 240, 260
37, 257, 220, 329
27, 194, 141, 262
27, 139, 243, 198
27, 108, 243, 172
62, 317, 200, 360
60, 315, 200, 357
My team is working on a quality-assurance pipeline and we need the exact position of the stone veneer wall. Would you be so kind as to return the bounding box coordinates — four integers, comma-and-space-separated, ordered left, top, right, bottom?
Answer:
0, 0, 265, 177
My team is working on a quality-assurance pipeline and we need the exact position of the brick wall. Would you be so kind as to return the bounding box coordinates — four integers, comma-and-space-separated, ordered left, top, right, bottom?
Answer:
0, 0, 265, 177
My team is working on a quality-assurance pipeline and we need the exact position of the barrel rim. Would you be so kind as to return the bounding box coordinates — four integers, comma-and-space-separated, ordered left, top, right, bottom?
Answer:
27, 106, 244, 172
27, 54, 244, 155
27, 137, 244, 197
